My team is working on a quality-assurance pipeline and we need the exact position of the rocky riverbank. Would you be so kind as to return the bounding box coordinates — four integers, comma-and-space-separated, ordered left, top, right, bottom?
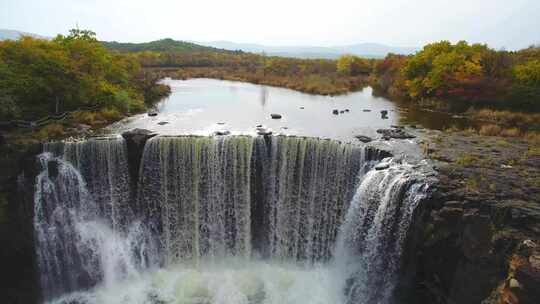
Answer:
415, 129, 540, 304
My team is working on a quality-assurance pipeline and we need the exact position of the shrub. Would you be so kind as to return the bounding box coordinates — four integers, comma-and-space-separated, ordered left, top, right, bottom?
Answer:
456, 153, 481, 166
479, 124, 502, 136
470, 109, 540, 130
0, 95, 20, 120
524, 131, 540, 144
462, 127, 477, 136
72, 111, 97, 125
36, 123, 65, 140
500, 128, 521, 137
99, 107, 123, 122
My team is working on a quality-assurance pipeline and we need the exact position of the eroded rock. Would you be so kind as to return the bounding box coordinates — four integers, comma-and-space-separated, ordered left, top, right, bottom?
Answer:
377, 128, 416, 140
354, 135, 372, 143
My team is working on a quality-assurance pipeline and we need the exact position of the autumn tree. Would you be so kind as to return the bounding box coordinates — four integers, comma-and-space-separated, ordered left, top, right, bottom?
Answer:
337, 55, 371, 76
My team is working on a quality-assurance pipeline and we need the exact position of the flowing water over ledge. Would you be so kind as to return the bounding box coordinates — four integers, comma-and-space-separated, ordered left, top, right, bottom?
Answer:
34, 135, 432, 304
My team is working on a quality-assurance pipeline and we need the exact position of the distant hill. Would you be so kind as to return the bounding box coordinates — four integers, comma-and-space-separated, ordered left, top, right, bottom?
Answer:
0, 29, 49, 40
1, 29, 418, 58
102, 38, 234, 53
195, 41, 419, 58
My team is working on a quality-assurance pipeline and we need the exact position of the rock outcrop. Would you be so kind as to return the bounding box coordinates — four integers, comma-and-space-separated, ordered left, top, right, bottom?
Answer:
121, 129, 156, 191
414, 130, 540, 304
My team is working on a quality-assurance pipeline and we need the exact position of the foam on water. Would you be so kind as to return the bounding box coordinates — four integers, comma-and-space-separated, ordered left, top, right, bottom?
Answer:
45, 258, 344, 304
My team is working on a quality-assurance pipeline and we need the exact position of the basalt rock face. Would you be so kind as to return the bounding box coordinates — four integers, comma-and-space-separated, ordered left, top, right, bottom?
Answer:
413, 195, 508, 304
0, 141, 42, 304
121, 129, 156, 193
414, 131, 540, 304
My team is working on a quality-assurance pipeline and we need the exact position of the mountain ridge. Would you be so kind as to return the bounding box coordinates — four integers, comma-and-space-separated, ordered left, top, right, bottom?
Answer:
194, 40, 419, 58
0, 29, 418, 58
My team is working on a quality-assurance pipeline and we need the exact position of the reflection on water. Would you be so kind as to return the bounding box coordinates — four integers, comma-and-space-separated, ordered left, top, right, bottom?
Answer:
398, 104, 477, 130
107, 78, 473, 140
260, 86, 268, 107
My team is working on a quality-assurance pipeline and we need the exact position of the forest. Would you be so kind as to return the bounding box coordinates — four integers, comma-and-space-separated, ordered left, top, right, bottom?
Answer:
371, 41, 540, 112
2, 34, 539, 134
105, 39, 540, 116
103, 39, 373, 95
0, 29, 170, 123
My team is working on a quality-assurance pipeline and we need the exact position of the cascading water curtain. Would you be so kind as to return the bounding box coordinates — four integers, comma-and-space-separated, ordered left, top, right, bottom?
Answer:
334, 163, 430, 304
137, 135, 254, 265
34, 135, 429, 304
252, 136, 364, 262
35, 137, 148, 300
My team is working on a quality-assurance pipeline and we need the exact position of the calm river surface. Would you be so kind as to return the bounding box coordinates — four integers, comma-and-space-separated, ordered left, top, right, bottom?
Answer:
108, 78, 469, 141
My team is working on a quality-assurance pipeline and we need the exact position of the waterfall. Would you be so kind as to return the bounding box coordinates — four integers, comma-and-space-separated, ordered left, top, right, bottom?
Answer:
44, 137, 132, 229
253, 136, 364, 261
33, 135, 430, 304
335, 162, 430, 304
35, 138, 148, 301
137, 136, 254, 264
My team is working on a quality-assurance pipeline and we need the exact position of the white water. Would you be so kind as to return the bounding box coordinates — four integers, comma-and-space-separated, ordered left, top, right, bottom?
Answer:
46, 258, 345, 304
35, 136, 429, 304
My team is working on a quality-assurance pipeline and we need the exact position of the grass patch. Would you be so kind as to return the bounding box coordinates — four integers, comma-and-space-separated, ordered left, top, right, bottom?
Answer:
99, 107, 123, 122
35, 123, 65, 141
479, 124, 502, 136
525, 132, 540, 144
455, 153, 482, 166
500, 128, 521, 137
524, 147, 540, 158
469, 109, 540, 130
464, 174, 483, 193
496, 139, 511, 147
462, 127, 477, 136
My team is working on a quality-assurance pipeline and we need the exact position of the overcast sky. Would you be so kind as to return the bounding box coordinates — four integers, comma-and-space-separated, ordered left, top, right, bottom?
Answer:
1, 0, 539, 50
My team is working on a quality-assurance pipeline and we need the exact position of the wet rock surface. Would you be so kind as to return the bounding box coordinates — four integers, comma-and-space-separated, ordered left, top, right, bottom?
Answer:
0, 140, 42, 303
121, 129, 157, 191
377, 127, 416, 140
414, 130, 540, 304
354, 135, 373, 143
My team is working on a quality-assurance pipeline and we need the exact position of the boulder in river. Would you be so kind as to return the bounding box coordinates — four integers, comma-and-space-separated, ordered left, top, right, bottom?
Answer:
147, 111, 158, 117
214, 130, 231, 136
122, 129, 156, 147
376, 128, 416, 140
157, 121, 169, 125
332, 109, 339, 115
363, 109, 371, 112
257, 128, 272, 136
270, 114, 282, 119
375, 162, 390, 170
76, 124, 92, 131
354, 135, 373, 143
